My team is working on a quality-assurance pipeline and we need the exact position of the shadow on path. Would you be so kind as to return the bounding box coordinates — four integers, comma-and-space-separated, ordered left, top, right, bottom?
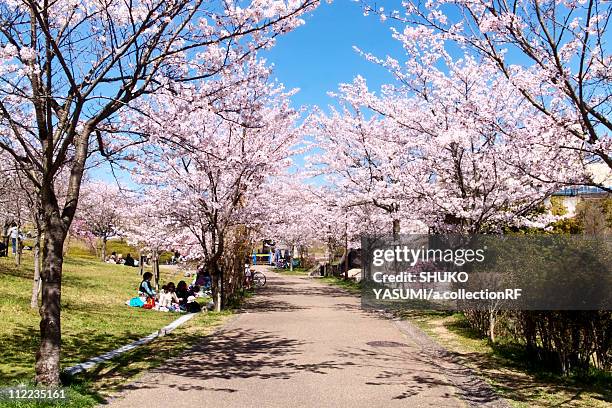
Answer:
116, 328, 356, 394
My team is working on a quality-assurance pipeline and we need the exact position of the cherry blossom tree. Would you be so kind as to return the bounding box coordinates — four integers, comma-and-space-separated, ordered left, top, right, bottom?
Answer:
0, 155, 29, 265
0, 153, 48, 308
253, 173, 420, 277
309, 55, 582, 233
0, 0, 319, 385
73, 180, 127, 261
127, 57, 302, 310
253, 178, 330, 269
123, 198, 175, 258
305, 94, 421, 238
338, 5, 607, 349
0, 153, 18, 250
360, 0, 611, 189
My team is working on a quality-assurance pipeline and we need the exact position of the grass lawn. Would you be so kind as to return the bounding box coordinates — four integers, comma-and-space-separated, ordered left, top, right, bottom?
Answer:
401, 310, 612, 408
272, 266, 310, 276
0, 248, 230, 406
274, 267, 363, 294
64, 238, 174, 265
319, 275, 361, 294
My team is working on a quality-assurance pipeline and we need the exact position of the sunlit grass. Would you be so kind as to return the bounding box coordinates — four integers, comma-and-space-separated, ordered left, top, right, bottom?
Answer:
0, 249, 227, 406
400, 311, 612, 408
319, 275, 362, 294
273, 266, 309, 276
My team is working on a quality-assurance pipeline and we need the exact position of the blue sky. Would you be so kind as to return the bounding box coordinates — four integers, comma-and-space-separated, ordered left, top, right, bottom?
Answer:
91, 1, 404, 184
262, 1, 405, 110
259, 1, 408, 175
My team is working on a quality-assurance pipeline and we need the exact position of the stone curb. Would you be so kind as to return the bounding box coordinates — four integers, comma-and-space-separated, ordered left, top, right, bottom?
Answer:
64, 313, 197, 376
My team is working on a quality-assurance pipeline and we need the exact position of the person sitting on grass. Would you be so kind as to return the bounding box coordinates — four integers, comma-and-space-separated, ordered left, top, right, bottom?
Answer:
124, 253, 135, 267
106, 251, 117, 263
186, 296, 201, 313
158, 284, 168, 301
188, 284, 201, 298
160, 282, 180, 311
194, 268, 212, 289
139, 272, 156, 299
176, 280, 191, 310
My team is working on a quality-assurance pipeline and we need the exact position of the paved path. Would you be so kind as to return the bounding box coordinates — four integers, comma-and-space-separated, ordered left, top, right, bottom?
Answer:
108, 268, 506, 408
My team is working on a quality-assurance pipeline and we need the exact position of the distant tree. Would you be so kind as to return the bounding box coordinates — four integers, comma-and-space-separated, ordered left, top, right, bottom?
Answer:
74, 181, 126, 261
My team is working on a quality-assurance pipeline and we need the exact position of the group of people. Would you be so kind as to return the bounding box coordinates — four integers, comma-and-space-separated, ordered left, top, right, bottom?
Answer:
132, 272, 203, 313
106, 251, 138, 267
168, 250, 184, 265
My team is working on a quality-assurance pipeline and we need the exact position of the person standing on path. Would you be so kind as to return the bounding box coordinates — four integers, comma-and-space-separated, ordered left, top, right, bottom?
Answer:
7, 223, 19, 256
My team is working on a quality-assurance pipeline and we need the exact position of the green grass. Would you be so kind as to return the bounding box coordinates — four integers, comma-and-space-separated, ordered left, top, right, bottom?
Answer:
319, 275, 362, 294
0, 250, 229, 406
104, 240, 138, 259
64, 238, 173, 264
400, 311, 612, 408
66, 311, 230, 401
273, 267, 309, 276
274, 267, 363, 294
62, 239, 98, 260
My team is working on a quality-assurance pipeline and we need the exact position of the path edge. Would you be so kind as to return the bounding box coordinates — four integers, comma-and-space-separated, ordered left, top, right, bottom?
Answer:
99, 312, 242, 406
64, 313, 198, 376
393, 319, 510, 408
308, 270, 511, 407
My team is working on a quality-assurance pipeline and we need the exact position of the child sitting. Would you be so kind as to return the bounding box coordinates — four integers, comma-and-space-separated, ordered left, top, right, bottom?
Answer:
158, 284, 169, 306
176, 281, 189, 307
139, 272, 156, 299
188, 285, 201, 298
159, 282, 180, 311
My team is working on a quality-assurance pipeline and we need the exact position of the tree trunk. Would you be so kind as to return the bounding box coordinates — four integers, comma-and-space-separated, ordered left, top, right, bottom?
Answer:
15, 237, 21, 266
35, 214, 66, 386
220, 267, 225, 310
2, 221, 9, 251
299, 246, 304, 268
100, 237, 107, 262
139, 251, 144, 276
344, 223, 349, 280
392, 219, 400, 241
150, 258, 155, 281
151, 251, 160, 291
392, 218, 401, 274
326, 237, 332, 277
214, 272, 222, 312
155, 259, 160, 291
62, 234, 71, 257
489, 309, 496, 343
31, 232, 42, 309
289, 245, 294, 272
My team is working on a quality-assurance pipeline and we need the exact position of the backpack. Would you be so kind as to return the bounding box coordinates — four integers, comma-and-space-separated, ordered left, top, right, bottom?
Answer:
128, 297, 145, 307
143, 297, 155, 309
